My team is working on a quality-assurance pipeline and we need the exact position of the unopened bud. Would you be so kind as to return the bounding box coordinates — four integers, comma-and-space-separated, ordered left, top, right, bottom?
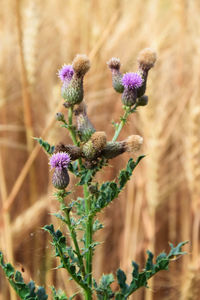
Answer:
136, 95, 148, 106
107, 57, 124, 93
75, 102, 96, 142
55, 112, 65, 122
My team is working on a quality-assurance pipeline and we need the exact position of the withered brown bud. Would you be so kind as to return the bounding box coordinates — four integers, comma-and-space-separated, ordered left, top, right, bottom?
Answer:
54, 143, 82, 161
137, 48, 157, 71
72, 54, 90, 78
125, 135, 143, 152
82, 132, 107, 160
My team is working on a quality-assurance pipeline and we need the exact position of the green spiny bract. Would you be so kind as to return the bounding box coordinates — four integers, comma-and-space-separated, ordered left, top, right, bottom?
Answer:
62, 54, 90, 106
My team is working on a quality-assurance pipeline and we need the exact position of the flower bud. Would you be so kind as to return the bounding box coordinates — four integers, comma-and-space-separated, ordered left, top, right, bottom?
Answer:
75, 102, 96, 142
122, 72, 143, 106
136, 95, 148, 106
125, 135, 143, 152
55, 112, 65, 122
107, 57, 124, 93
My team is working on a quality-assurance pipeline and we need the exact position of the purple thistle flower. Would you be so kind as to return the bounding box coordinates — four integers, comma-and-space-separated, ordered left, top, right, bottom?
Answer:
58, 65, 74, 82
49, 152, 71, 170
122, 72, 143, 89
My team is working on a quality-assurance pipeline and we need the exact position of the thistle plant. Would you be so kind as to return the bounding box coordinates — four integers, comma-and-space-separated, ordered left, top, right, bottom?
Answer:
0, 49, 188, 300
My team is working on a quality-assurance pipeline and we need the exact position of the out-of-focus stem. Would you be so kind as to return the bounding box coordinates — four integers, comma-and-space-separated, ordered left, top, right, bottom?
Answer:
84, 184, 93, 300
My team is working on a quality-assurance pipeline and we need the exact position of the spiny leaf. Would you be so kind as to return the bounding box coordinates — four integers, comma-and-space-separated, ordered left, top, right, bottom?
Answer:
168, 241, 188, 259
0, 252, 48, 299
34, 137, 55, 155
95, 274, 115, 299
115, 241, 188, 298
118, 156, 145, 190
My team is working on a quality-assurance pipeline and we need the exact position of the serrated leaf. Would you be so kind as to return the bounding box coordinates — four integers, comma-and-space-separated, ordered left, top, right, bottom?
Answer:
0, 252, 48, 299
115, 241, 188, 298
168, 241, 188, 259
51, 286, 68, 300
145, 251, 154, 271
34, 137, 55, 155
95, 274, 115, 299
118, 156, 145, 190
116, 269, 128, 292
36, 287, 48, 300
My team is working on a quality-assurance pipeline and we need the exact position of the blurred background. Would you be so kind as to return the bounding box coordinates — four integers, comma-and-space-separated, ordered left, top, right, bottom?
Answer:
0, 0, 200, 299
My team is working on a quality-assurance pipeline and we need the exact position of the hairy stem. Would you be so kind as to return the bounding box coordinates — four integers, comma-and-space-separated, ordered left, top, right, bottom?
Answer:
112, 104, 137, 142
64, 207, 86, 277
68, 106, 78, 146
56, 240, 88, 292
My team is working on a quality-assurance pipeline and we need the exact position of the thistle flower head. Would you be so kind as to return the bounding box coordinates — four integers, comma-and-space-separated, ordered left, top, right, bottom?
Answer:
91, 131, 107, 150
122, 72, 143, 90
58, 65, 74, 82
72, 54, 90, 77
49, 152, 71, 170
137, 48, 157, 71
125, 135, 143, 152
107, 57, 121, 70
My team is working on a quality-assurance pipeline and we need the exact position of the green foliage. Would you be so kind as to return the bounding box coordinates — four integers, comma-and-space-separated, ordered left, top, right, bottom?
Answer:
43, 225, 89, 292
118, 156, 145, 190
91, 156, 145, 215
0, 252, 48, 300
94, 274, 115, 299
34, 137, 55, 155
0, 53, 189, 300
51, 286, 77, 300
115, 241, 188, 299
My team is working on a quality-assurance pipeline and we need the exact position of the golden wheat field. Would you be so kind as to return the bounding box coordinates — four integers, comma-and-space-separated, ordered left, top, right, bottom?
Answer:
0, 0, 200, 299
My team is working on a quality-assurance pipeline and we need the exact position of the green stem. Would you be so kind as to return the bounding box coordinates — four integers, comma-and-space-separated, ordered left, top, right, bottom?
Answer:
84, 184, 93, 300
67, 106, 83, 167
64, 208, 86, 277
68, 106, 78, 146
112, 109, 130, 142
112, 105, 137, 142
56, 240, 89, 292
